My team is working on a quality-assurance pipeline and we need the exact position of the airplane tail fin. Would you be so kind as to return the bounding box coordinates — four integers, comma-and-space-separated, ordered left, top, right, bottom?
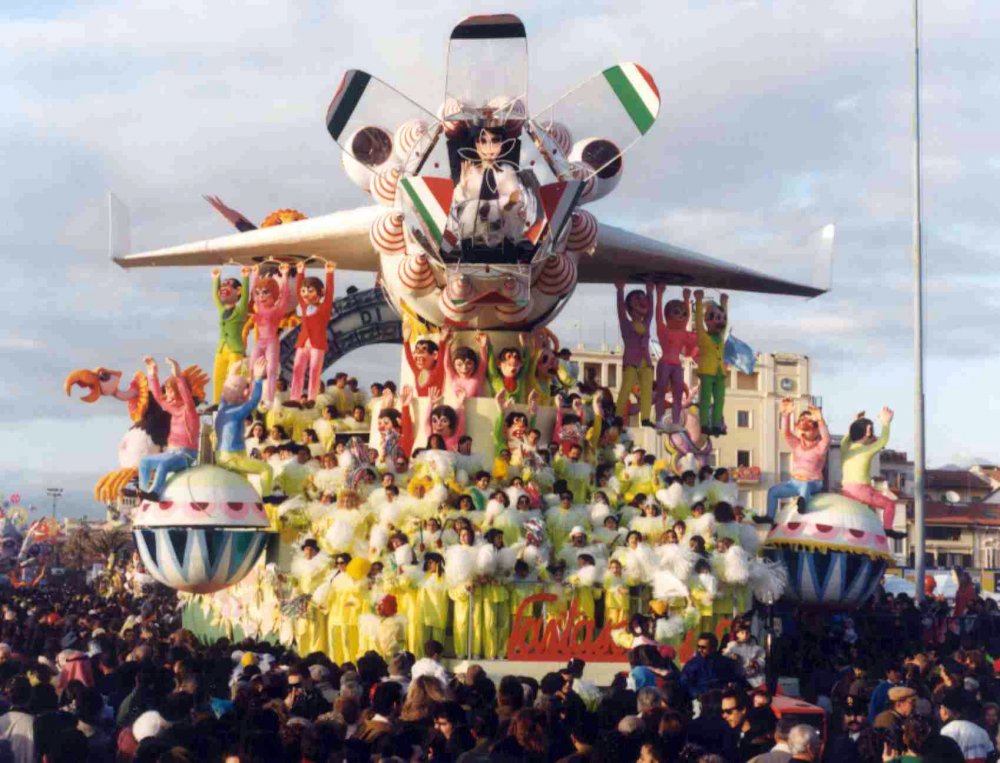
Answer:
810, 223, 835, 297
108, 192, 131, 266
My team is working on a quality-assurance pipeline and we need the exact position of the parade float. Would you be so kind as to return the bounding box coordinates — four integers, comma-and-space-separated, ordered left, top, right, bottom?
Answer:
63, 14, 867, 664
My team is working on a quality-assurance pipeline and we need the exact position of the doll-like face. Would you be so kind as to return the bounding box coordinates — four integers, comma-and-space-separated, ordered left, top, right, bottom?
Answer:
796, 413, 820, 443
626, 290, 649, 320
517, 496, 530, 511
300, 282, 323, 306
704, 301, 727, 334
431, 412, 453, 436
628, 534, 639, 549
609, 560, 622, 577
498, 350, 522, 379
254, 279, 279, 309
664, 299, 688, 330
218, 279, 242, 306
413, 342, 438, 371
453, 356, 474, 377
162, 378, 179, 406
221, 374, 250, 406
508, 415, 528, 440
475, 128, 504, 163
377, 415, 395, 434
663, 530, 678, 544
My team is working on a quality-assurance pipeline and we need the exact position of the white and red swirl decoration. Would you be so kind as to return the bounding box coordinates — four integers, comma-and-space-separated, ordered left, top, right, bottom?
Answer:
439, 286, 477, 322
369, 167, 402, 207
535, 252, 577, 296
394, 119, 428, 162
370, 212, 407, 255
398, 253, 436, 293
494, 276, 532, 324
542, 120, 572, 156
439, 98, 466, 138
567, 210, 598, 255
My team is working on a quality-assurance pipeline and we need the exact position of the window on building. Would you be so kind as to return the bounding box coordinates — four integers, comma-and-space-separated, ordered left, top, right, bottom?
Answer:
926, 526, 961, 542
779, 453, 791, 482
892, 537, 904, 555
736, 372, 759, 391
737, 410, 751, 428
737, 450, 751, 468
606, 364, 617, 389
583, 363, 602, 387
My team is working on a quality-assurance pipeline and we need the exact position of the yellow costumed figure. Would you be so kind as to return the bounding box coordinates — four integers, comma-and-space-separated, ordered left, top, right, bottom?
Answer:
290, 539, 330, 656
418, 554, 450, 647
327, 556, 369, 663
477, 533, 515, 660
603, 559, 631, 628
446, 535, 481, 658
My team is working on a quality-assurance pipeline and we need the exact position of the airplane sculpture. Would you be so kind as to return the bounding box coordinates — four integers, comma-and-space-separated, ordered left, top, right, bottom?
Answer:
111, 13, 831, 334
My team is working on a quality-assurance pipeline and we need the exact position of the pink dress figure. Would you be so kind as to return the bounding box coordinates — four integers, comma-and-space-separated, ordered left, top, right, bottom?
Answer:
759, 402, 830, 523
249, 263, 293, 405
426, 386, 468, 451
290, 263, 335, 401
654, 285, 699, 431
444, 330, 488, 399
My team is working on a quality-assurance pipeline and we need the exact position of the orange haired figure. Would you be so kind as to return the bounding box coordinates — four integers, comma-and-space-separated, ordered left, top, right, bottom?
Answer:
248, 262, 293, 405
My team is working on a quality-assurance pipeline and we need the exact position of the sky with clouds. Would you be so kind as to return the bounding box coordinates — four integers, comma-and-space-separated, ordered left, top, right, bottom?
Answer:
3, 0, 999, 517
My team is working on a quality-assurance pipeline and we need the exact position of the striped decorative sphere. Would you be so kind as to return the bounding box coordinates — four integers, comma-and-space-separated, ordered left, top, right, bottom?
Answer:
132, 465, 270, 594
762, 492, 892, 608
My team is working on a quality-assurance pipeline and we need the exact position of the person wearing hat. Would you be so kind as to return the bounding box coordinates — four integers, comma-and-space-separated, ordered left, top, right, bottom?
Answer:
291, 538, 330, 656
820, 694, 868, 763
868, 662, 906, 722
873, 686, 917, 732
938, 688, 995, 762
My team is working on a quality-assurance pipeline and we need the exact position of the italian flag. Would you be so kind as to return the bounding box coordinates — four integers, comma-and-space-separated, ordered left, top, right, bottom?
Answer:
400, 176, 454, 246
603, 63, 660, 135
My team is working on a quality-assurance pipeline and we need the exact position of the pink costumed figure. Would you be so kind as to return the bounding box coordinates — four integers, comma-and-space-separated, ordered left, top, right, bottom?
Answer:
443, 328, 488, 399
654, 284, 699, 431
249, 262, 293, 405
290, 262, 335, 401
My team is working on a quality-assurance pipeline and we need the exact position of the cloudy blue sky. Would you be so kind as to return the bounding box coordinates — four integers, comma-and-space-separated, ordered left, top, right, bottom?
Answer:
3, 1, 998, 517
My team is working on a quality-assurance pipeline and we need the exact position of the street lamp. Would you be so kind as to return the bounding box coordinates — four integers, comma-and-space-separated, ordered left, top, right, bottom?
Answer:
46, 487, 64, 520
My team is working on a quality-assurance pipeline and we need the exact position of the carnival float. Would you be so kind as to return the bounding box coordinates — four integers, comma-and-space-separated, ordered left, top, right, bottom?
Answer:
60, 14, 901, 666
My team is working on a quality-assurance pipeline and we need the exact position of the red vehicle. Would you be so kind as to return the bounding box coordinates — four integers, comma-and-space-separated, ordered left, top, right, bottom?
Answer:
770, 695, 827, 741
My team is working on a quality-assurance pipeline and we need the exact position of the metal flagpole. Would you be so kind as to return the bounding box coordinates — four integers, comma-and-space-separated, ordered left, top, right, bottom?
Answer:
911, 0, 927, 603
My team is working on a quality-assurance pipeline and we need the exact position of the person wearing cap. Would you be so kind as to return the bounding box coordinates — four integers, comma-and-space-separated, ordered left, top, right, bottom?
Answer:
820, 694, 867, 763
938, 688, 994, 763
868, 662, 906, 722
873, 686, 917, 732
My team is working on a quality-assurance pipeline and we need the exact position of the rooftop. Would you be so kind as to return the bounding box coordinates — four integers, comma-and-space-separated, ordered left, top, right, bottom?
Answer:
924, 469, 992, 491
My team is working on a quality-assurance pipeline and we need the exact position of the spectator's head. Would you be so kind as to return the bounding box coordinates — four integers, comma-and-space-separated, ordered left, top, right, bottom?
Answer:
901, 716, 932, 755
888, 686, 917, 718
432, 700, 466, 741
371, 680, 403, 719
938, 688, 970, 724
787, 724, 822, 761
43, 728, 88, 763
720, 688, 747, 730
636, 686, 663, 715
5, 675, 30, 708
695, 632, 718, 657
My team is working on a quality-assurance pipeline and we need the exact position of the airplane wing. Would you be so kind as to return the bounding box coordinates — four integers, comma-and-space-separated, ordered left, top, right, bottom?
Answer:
578, 222, 832, 298
111, 192, 832, 298
112, 203, 383, 271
